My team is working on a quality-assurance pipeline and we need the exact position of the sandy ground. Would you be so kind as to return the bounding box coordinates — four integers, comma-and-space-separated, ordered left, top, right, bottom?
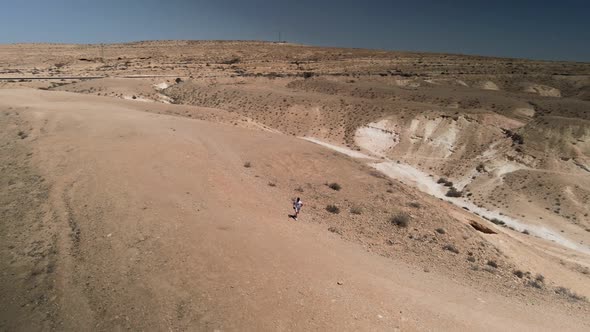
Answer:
1, 41, 590, 331
0, 89, 587, 331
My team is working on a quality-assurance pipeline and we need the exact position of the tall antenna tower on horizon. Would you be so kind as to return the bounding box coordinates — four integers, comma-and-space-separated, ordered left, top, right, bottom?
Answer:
99, 43, 105, 62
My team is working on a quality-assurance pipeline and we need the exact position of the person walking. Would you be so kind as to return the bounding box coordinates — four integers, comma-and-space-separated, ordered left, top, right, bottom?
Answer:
293, 197, 303, 220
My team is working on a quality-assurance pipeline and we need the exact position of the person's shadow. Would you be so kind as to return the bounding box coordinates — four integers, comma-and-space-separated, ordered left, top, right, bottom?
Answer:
287, 214, 297, 220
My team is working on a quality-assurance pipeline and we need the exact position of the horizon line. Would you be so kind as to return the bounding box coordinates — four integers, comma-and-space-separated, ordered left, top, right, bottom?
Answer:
2, 39, 588, 64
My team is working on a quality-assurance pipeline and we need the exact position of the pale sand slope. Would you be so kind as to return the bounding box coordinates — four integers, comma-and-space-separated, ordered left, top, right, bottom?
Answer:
1, 89, 588, 331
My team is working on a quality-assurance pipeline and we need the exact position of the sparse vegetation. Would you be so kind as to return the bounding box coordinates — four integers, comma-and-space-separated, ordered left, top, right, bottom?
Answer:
328, 182, 341, 191
469, 220, 496, 234
268, 182, 276, 187
483, 266, 496, 274
446, 187, 463, 197
555, 287, 587, 302
390, 212, 410, 228
437, 177, 455, 188
503, 129, 524, 145
326, 204, 340, 214
243, 161, 251, 168
369, 170, 386, 178
350, 206, 363, 215
487, 260, 498, 268
467, 256, 476, 262
513, 270, 524, 278
409, 202, 421, 208
221, 57, 240, 65
266, 72, 284, 79
490, 218, 505, 226
328, 226, 342, 235
17, 131, 28, 139
443, 244, 459, 254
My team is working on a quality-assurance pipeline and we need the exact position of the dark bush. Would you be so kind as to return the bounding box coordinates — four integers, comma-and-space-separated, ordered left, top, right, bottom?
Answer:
446, 187, 463, 197
443, 244, 459, 254
503, 129, 524, 145
491, 218, 505, 226
390, 213, 410, 227
326, 205, 340, 214
328, 182, 341, 191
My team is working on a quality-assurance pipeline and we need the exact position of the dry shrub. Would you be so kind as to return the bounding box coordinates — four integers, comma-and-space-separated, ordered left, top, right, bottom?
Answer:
350, 206, 363, 215
328, 182, 341, 191
443, 244, 459, 254
390, 213, 410, 227
326, 205, 340, 214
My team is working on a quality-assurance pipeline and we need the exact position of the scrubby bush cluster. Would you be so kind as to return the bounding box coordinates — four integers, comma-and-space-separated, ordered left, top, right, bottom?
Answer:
328, 182, 341, 191
446, 187, 463, 197
390, 212, 410, 227
326, 204, 340, 214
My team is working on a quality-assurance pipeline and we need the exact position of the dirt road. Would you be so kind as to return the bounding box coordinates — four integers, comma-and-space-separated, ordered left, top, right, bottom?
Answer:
1, 89, 588, 331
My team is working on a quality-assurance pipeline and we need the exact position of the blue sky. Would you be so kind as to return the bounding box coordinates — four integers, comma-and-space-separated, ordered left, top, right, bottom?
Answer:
1, 0, 589, 61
